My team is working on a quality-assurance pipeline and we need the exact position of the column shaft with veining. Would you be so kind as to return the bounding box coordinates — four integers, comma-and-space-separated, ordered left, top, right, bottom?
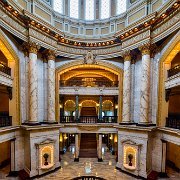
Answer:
122, 51, 131, 123
28, 42, 40, 123
139, 44, 151, 124
45, 50, 56, 123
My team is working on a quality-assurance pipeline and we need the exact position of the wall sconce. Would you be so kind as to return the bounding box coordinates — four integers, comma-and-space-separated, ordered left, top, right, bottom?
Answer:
115, 105, 118, 109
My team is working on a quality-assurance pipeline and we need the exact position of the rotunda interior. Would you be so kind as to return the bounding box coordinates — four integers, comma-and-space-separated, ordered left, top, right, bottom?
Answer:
0, 0, 179, 180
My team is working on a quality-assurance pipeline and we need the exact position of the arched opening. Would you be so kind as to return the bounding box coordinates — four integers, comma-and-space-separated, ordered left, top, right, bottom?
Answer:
56, 61, 123, 123
158, 35, 180, 127
0, 31, 20, 127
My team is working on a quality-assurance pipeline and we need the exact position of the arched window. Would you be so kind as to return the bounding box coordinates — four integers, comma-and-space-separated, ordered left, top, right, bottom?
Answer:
85, 0, 95, 20
70, 0, 79, 19
100, 0, 110, 19
117, 0, 127, 15
53, 0, 63, 14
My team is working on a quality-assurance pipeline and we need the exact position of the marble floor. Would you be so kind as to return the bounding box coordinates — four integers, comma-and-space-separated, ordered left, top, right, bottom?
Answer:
0, 145, 179, 180
36, 145, 137, 180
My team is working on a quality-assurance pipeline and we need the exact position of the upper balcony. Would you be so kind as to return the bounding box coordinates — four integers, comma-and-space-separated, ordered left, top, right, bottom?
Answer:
0, 62, 11, 76
59, 80, 119, 95
165, 65, 180, 90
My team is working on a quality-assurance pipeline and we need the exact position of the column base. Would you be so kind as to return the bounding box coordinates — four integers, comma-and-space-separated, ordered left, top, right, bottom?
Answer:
41, 121, 58, 124
98, 158, 103, 162
136, 123, 156, 127
22, 122, 41, 126
74, 158, 79, 162
120, 122, 137, 125
159, 172, 168, 178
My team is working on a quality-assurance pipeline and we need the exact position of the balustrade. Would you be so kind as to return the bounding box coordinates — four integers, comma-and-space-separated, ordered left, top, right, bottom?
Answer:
166, 116, 180, 130
60, 80, 118, 87
0, 116, 12, 127
101, 116, 117, 123
0, 62, 11, 76
168, 65, 180, 78
60, 116, 75, 123
60, 116, 118, 124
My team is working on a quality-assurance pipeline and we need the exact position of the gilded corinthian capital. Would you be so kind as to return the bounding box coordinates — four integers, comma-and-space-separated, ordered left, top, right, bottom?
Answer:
22, 41, 40, 55
43, 49, 56, 61
139, 43, 151, 55
122, 50, 131, 61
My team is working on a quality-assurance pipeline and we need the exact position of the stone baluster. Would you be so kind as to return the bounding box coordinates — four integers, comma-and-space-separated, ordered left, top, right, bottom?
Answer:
44, 49, 56, 123
26, 42, 40, 124
98, 134, 103, 162
138, 43, 152, 125
121, 51, 132, 124
74, 133, 79, 162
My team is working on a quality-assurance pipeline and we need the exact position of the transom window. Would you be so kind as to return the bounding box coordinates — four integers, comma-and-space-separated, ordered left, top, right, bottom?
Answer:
85, 0, 95, 20
70, 0, 79, 19
100, 0, 110, 19
117, 0, 127, 15
53, 0, 63, 14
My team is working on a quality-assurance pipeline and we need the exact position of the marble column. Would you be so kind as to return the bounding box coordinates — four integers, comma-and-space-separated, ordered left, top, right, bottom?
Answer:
160, 140, 168, 177
10, 139, 16, 175
121, 51, 132, 124
75, 95, 79, 121
138, 44, 151, 125
45, 49, 56, 123
98, 134, 103, 162
28, 42, 40, 124
130, 59, 136, 122
74, 133, 79, 162
99, 95, 103, 121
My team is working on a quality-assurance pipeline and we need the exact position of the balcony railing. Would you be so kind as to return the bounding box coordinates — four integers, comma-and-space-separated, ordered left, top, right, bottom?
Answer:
168, 65, 180, 78
0, 62, 11, 76
0, 116, 12, 127
166, 116, 180, 130
60, 80, 119, 87
60, 116, 118, 123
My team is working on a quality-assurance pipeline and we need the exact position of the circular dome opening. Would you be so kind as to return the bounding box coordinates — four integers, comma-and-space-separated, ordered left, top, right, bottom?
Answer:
53, 0, 127, 21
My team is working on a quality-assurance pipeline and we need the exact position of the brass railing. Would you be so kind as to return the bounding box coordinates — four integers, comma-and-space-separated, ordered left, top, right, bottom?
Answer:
60, 80, 119, 87
168, 65, 180, 78
0, 62, 11, 76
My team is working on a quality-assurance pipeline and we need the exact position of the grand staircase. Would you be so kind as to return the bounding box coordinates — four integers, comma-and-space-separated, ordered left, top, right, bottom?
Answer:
79, 133, 97, 158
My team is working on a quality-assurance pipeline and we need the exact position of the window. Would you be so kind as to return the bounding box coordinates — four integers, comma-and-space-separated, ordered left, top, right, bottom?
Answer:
70, 0, 79, 19
53, 0, 63, 14
100, 0, 110, 19
117, 0, 126, 15
85, 0, 95, 20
